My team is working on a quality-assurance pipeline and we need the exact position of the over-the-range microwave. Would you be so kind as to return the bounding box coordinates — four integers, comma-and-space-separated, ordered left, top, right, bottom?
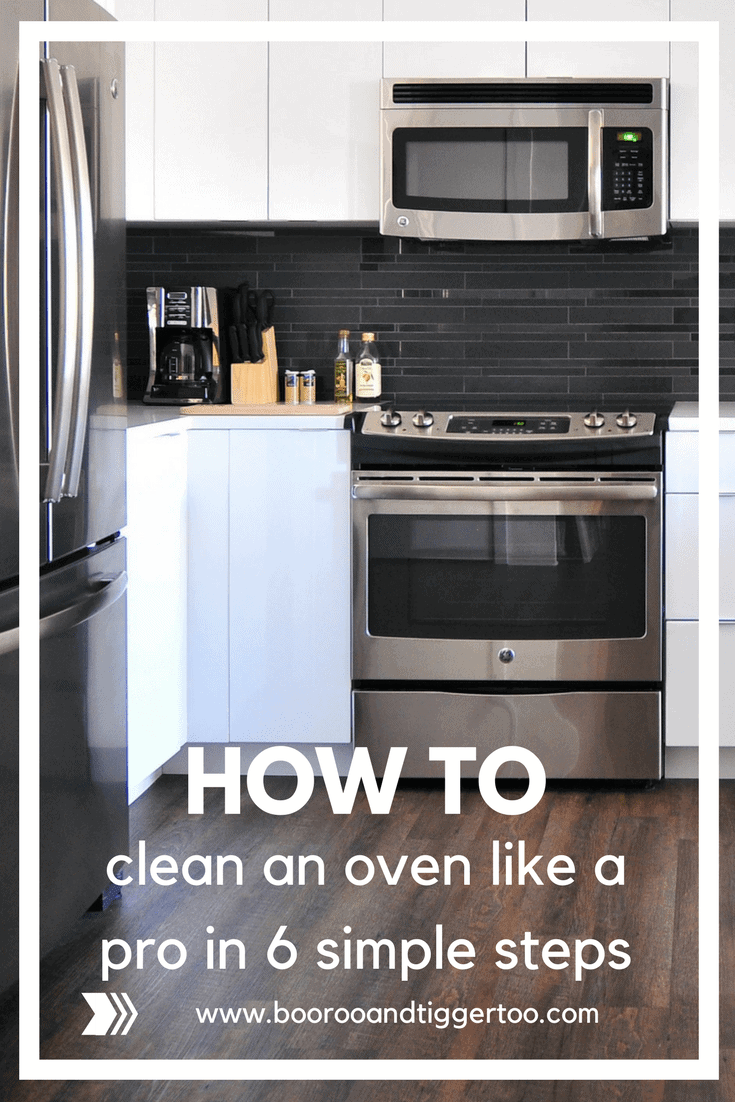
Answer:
379, 77, 669, 242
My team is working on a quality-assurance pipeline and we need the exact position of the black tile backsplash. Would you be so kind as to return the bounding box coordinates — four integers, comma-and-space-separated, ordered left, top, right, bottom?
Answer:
126, 222, 734, 408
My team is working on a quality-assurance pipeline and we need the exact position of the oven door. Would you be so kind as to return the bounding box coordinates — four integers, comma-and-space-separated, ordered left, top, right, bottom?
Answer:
380, 106, 667, 241
352, 473, 661, 683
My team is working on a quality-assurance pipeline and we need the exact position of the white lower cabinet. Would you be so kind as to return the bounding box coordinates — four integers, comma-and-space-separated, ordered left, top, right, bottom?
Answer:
664, 418, 735, 749
187, 430, 230, 743
186, 426, 351, 746
129, 420, 351, 795
126, 426, 188, 795
228, 429, 351, 743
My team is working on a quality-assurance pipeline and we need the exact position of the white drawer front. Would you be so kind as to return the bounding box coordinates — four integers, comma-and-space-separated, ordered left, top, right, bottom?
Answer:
722, 623, 735, 747
665, 621, 735, 746
665, 621, 698, 745
665, 494, 735, 619
665, 431, 698, 492
665, 430, 735, 492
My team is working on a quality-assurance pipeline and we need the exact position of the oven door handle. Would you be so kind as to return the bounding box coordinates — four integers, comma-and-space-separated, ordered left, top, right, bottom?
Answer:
352, 483, 658, 502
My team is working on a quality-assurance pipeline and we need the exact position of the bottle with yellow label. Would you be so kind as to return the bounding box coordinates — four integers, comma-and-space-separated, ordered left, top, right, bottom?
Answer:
355, 332, 381, 400
334, 329, 353, 403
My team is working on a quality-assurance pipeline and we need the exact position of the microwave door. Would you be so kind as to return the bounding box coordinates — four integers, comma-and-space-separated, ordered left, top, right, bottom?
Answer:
383, 107, 596, 242
381, 100, 667, 241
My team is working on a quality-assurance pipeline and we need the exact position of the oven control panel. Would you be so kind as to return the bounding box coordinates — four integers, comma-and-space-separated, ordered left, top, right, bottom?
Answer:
360, 410, 657, 441
446, 416, 569, 435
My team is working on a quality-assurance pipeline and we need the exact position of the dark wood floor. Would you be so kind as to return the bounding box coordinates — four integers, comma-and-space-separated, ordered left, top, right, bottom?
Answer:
1, 775, 732, 1100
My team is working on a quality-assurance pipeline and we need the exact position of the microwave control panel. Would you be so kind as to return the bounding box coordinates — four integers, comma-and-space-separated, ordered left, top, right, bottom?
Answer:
602, 127, 653, 210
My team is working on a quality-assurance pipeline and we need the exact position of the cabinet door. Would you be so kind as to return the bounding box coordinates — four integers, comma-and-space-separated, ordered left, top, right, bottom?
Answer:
664, 431, 735, 494
126, 429, 188, 794
229, 429, 351, 743
383, 0, 525, 79
187, 430, 230, 744
268, 1, 382, 220
665, 494, 698, 620
154, 0, 268, 220
722, 623, 735, 746
526, 0, 669, 78
665, 621, 697, 746
666, 621, 735, 746
672, 0, 734, 220
665, 431, 698, 492
115, 0, 155, 220
665, 492, 735, 619
669, 37, 698, 221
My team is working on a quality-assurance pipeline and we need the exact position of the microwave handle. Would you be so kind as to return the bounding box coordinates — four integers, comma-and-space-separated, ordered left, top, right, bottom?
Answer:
588, 109, 603, 239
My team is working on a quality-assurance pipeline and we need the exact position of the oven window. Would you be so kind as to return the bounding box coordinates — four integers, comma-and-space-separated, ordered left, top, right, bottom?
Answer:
367, 514, 646, 640
392, 127, 588, 213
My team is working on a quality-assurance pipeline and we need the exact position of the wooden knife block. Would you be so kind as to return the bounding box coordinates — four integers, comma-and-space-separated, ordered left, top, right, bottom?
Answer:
230, 326, 279, 404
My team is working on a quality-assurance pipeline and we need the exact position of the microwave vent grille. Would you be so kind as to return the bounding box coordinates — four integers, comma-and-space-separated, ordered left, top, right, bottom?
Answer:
391, 81, 655, 106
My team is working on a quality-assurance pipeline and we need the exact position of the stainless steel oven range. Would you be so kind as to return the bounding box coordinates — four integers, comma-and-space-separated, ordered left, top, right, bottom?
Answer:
351, 409, 664, 780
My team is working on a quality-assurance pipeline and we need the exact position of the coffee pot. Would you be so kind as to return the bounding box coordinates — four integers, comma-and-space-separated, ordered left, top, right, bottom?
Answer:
144, 286, 223, 404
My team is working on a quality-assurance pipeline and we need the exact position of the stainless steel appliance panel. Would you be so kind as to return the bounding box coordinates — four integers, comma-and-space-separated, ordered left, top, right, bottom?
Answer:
39, 537, 127, 955
353, 689, 662, 780
43, 3, 126, 564
380, 79, 668, 242
0, 581, 19, 993
0, 0, 128, 994
0, 2, 34, 581
352, 472, 662, 683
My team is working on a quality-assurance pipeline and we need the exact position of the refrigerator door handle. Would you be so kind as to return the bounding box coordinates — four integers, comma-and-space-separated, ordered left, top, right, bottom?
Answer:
60, 63, 95, 499
0, 570, 127, 657
42, 58, 79, 505
2, 68, 19, 492
0, 622, 19, 658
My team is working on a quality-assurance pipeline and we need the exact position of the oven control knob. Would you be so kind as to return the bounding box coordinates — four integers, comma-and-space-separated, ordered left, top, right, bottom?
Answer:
584, 410, 605, 429
498, 648, 515, 664
616, 409, 638, 429
412, 410, 434, 428
380, 407, 402, 428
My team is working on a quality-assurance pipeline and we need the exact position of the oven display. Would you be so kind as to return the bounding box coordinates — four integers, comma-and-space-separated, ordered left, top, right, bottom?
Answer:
446, 416, 571, 435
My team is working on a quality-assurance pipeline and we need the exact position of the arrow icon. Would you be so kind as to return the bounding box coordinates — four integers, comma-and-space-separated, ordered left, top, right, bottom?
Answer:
82, 992, 138, 1035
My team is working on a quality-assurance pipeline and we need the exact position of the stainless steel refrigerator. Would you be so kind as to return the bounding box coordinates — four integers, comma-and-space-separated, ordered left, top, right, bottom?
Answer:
0, 0, 128, 995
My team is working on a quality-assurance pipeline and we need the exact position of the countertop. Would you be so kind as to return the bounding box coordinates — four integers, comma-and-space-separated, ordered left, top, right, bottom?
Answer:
126, 401, 353, 431
127, 400, 735, 433
669, 401, 735, 431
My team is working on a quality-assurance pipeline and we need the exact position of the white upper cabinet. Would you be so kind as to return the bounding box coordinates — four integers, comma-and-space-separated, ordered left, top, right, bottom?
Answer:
115, 0, 155, 221
118, 0, 267, 220
672, 0, 732, 219
152, 0, 267, 221
383, 1, 525, 79
526, 1, 670, 78
120, 0, 726, 222
268, 0, 382, 221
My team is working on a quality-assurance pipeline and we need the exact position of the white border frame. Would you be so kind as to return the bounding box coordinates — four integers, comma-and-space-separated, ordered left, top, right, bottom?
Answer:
18, 19, 719, 1083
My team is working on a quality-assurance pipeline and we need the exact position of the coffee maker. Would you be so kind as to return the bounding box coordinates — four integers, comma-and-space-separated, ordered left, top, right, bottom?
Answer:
144, 286, 224, 404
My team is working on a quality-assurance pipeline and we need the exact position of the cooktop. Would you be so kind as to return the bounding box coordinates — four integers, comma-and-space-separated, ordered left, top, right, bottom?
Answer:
359, 408, 657, 442
351, 408, 664, 471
